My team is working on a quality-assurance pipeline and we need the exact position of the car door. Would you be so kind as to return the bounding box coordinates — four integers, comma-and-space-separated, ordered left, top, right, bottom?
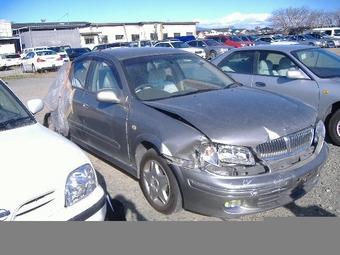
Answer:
252, 51, 319, 109
73, 58, 130, 163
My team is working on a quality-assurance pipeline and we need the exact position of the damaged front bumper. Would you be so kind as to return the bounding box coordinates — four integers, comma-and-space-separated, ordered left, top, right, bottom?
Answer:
173, 141, 329, 219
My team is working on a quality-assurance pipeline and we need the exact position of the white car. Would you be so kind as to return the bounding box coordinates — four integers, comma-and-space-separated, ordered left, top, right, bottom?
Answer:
0, 53, 22, 70
153, 40, 206, 58
0, 78, 107, 221
20, 50, 64, 73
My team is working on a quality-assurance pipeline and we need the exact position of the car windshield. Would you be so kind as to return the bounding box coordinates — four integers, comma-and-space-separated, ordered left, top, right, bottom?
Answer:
171, 41, 190, 48
205, 40, 221, 46
0, 81, 34, 131
292, 48, 340, 78
123, 53, 238, 101
36, 50, 56, 56
229, 36, 242, 42
304, 35, 316, 40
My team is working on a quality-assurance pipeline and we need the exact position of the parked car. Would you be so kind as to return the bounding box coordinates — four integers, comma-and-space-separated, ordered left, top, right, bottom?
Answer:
287, 34, 327, 47
43, 47, 328, 219
20, 50, 63, 73
66, 47, 91, 61
0, 78, 107, 221
126, 40, 153, 47
186, 39, 234, 60
153, 40, 206, 58
247, 35, 270, 45
305, 33, 339, 48
48, 45, 71, 62
205, 34, 253, 48
259, 36, 299, 45
20, 46, 49, 58
0, 53, 22, 70
238, 35, 255, 46
211, 44, 340, 145
92, 42, 127, 52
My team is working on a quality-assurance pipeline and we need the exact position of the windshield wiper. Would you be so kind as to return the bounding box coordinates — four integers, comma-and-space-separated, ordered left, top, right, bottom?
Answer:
0, 116, 33, 129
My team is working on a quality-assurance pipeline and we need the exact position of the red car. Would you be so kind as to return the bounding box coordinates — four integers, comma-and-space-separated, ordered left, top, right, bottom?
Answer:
205, 35, 252, 48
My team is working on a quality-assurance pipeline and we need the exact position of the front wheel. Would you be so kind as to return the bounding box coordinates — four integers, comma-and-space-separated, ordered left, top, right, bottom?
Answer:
32, 64, 37, 73
139, 149, 182, 215
328, 109, 340, 145
20, 64, 26, 73
209, 51, 217, 60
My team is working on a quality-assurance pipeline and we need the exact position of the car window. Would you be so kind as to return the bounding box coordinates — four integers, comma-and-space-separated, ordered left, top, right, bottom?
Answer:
292, 48, 340, 78
88, 60, 121, 95
71, 60, 91, 88
217, 51, 255, 74
256, 52, 295, 76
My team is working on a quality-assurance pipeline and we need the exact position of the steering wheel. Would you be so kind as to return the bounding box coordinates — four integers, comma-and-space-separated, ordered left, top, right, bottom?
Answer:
135, 83, 153, 93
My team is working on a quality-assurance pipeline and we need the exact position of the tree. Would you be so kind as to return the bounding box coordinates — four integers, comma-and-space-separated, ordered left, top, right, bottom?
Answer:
266, 6, 328, 34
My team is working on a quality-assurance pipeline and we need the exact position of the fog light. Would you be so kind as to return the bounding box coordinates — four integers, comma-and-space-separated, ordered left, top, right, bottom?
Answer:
224, 200, 242, 209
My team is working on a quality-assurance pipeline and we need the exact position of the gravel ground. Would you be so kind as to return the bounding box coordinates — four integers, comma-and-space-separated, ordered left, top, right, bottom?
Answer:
2, 48, 340, 221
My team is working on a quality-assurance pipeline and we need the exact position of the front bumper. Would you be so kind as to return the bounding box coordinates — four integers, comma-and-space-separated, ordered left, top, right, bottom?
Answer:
174, 142, 329, 219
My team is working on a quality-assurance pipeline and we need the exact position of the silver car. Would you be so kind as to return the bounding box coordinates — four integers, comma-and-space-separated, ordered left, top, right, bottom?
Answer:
287, 34, 327, 47
211, 45, 340, 145
44, 47, 328, 219
186, 39, 234, 59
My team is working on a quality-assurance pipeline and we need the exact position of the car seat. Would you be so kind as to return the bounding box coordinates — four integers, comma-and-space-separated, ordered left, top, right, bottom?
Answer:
148, 68, 178, 93
258, 60, 278, 75
277, 57, 292, 76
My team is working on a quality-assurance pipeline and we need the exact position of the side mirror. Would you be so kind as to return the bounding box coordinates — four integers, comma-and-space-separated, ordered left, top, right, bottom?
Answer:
96, 90, 120, 103
286, 69, 305, 79
27, 99, 44, 114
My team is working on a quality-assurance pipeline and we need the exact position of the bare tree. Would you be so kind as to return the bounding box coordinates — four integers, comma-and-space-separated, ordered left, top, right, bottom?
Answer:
267, 6, 328, 34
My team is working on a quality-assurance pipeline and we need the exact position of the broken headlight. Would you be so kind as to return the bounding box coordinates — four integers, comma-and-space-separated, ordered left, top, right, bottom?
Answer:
202, 144, 255, 166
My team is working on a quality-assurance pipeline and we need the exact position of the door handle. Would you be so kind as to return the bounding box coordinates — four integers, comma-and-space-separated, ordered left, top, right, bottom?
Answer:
255, 82, 266, 87
82, 103, 89, 108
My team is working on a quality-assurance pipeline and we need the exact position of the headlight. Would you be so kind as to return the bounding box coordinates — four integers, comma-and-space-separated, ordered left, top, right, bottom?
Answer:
65, 164, 97, 207
202, 144, 255, 166
314, 120, 326, 143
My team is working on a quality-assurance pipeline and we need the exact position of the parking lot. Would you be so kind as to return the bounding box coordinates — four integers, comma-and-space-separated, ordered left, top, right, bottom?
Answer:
1, 49, 340, 221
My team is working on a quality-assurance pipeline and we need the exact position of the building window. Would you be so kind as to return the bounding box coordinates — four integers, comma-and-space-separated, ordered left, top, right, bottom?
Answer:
100, 35, 108, 43
174, 33, 180, 37
85, 36, 94, 44
162, 33, 168, 39
150, 33, 158, 40
116, 35, 124, 40
186, 32, 193, 36
131, 34, 140, 41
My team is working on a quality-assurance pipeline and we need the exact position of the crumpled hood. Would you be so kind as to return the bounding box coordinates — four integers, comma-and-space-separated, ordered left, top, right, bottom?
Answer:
144, 86, 317, 146
0, 123, 91, 213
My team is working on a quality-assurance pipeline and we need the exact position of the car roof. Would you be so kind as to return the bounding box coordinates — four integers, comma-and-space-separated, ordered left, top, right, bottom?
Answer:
77, 47, 190, 61
228, 44, 319, 52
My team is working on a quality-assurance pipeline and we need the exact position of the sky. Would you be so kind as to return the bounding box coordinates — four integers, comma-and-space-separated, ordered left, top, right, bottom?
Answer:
1, 0, 339, 29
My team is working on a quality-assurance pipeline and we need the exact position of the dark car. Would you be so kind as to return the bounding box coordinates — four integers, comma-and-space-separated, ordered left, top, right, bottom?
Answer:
43, 47, 328, 219
211, 44, 340, 145
186, 39, 234, 60
66, 47, 91, 61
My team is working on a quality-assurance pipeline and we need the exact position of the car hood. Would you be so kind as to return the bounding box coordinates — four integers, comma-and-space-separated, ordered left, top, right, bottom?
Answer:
144, 87, 317, 146
181, 47, 204, 53
0, 122, 91, 212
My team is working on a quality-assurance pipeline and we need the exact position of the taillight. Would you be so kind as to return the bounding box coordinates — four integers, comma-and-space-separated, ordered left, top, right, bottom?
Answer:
57, 56, 63, 61
37, 58, 45, 62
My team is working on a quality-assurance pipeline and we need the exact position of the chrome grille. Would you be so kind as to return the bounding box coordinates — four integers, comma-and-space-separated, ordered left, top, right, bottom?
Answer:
256, 128, 314, 159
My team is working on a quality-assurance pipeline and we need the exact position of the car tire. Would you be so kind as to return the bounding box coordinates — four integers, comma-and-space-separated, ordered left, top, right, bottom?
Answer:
139, 148, 182, 215
328, 109, 340, 146
209, 51, 217, 60
32, 64, 37, 73
20, 64, 26, 73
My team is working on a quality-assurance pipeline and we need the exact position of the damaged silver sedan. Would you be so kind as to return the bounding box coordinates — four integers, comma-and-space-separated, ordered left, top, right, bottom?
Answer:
44, 47, 329, 219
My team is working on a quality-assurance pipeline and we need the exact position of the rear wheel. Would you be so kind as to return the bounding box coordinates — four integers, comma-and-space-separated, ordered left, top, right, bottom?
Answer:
328, 109, 340, 145
20, 64, 26, 73
209, 51, 217, 60
139, 148, 182, 215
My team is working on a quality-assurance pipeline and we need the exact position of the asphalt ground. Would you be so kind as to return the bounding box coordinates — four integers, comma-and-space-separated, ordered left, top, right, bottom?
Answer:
1, 47, 340, 221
